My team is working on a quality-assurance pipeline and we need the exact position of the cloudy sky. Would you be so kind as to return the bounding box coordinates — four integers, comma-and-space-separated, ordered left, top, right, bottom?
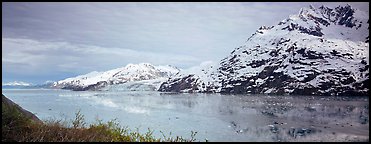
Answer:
2, 2, 369, 84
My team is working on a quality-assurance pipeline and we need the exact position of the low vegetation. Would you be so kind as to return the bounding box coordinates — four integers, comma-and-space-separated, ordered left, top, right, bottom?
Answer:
2, 95, 198, 142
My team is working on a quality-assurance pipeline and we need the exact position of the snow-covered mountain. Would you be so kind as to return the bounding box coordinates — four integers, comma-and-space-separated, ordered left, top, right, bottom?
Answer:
2, 81, 33, 86
53, 63, 180, 91
159, 4, 369, 96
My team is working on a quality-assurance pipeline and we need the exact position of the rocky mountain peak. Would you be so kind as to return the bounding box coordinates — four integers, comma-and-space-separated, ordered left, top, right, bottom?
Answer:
279, 4, 368, 39
298, 4, 358, 27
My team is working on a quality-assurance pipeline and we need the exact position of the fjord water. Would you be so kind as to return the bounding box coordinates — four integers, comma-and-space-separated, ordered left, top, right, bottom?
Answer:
2, 89, 369, 142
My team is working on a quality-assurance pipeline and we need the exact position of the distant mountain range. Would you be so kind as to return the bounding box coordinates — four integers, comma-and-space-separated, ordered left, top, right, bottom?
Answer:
2, 81, 33, 89
2, 81, 54, 89
3, 81, 33, 86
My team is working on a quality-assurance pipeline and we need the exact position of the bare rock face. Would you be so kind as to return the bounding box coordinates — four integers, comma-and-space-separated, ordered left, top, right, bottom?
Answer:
159, 4, 369, 96
159, 75, 200, 93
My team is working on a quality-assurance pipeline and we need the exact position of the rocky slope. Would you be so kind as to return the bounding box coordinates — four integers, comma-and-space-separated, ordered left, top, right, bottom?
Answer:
159, 4, 369, 96
53, 63, 180, 91
2, 94, 42, 123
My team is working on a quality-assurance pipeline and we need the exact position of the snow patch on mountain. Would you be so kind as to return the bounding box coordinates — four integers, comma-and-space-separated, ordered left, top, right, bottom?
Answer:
101, 78, 168, 92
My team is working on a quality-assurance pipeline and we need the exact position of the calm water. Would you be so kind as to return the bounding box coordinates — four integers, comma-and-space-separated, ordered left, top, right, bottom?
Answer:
2, 89, 369, 142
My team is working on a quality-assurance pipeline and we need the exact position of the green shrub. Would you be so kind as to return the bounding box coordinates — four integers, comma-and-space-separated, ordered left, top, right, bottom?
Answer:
2, 102, 34, 142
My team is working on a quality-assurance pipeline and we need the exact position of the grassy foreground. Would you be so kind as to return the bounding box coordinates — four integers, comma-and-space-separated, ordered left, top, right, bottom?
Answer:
2, 95, 198, 142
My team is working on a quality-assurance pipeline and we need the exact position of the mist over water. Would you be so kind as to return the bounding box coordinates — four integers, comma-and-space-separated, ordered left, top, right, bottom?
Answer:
2, 89, 369, 142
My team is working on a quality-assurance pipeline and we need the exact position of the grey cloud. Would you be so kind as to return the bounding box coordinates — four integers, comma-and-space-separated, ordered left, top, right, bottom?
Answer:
2, 38, 200, 76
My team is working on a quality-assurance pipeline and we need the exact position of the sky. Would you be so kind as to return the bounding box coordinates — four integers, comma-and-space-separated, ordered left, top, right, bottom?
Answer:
2, 2, 369, 84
